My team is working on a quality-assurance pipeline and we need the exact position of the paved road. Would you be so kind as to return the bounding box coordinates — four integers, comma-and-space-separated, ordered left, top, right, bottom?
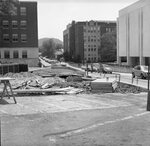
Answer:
88, 71, 149, 89
1, 93, 150, 146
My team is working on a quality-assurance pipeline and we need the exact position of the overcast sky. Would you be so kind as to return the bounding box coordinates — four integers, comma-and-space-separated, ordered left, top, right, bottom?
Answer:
20, 0, 139, 41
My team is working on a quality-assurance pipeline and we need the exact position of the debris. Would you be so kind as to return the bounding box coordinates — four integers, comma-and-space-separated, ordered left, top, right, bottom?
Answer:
12, 86, 83, 95
66, 75, 83, 82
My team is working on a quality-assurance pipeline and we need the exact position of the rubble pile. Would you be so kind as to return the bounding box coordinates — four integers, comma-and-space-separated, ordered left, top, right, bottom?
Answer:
0, 70, 90, 95
114, 82, 147, 94
0, 66, 147, 95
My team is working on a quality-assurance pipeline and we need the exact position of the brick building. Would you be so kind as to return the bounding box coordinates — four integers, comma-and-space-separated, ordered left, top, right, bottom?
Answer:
0, 0, 39, 67
63, 20, 116, 63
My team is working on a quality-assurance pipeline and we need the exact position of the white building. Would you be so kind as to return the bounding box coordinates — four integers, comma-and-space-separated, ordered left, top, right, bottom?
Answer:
117, 0, 150, 66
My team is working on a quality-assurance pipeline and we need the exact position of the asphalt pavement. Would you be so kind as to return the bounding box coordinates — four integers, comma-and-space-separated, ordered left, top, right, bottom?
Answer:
1, 92, 150, 146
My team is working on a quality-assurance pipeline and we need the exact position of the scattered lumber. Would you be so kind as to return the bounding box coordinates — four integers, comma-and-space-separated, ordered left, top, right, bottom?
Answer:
12, 87, 83, 95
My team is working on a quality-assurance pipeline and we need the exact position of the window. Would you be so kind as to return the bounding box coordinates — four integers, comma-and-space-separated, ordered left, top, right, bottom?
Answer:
20, 20, 27, 28
20, 7, 26, 15
12, 34, 18, 42
4, 51, 10, 59
2, 20, 9, 28
13, 50, 19, 58
3, 34, 9, 42
12, 20, 18, 28
21, 34, 27, 42
22, 50, 27, 58
10, 6, 17, 15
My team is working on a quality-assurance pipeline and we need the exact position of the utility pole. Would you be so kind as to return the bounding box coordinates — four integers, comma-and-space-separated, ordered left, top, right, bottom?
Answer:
147, 59, 150, 111
0, 119, 1, 146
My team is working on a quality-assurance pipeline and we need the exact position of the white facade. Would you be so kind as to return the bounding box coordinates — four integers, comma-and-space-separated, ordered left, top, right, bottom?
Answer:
117, 0, 150, 66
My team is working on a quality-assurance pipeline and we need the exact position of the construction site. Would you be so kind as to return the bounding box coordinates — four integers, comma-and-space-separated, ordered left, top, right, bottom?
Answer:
0, 58, 149, 146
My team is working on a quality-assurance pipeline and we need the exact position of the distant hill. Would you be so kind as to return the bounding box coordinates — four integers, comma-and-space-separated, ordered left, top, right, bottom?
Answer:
38, 38, 63, 47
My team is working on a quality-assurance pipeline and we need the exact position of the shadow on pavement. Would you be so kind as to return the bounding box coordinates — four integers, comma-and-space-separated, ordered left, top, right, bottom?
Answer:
0, 99, 9, 105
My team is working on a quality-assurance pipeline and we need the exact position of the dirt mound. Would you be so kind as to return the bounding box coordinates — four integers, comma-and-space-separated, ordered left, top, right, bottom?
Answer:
115, 82, 147, 94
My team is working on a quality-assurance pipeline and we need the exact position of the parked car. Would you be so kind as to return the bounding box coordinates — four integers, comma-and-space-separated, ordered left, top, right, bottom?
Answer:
132, 65, 149, 79
97, 64, 113, 74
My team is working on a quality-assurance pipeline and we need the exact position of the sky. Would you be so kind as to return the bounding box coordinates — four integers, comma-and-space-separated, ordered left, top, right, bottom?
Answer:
20, 0, 139, 41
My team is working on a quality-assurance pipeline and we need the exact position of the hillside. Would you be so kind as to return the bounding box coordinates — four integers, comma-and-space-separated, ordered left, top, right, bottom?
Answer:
38, 38, 63, 47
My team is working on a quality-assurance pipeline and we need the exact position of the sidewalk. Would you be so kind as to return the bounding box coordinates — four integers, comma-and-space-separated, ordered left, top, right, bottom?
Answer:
88, 71, 149, 90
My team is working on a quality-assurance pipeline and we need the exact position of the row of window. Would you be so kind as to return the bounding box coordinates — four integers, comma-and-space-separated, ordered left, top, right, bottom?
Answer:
84, 39, 100, 42
0, 50, 27, 59
84, 27, 115, 33
84, 57, 97, 61
84, 30, 101, 33
84, 48, 97, 51
84, 36, 100, 39
2, 20, 27, 29
3, 34, 27, 42
84, 26, 100, 31
5, 6, 27, 16
84, 44, 97, 47
87, 54, 97, 57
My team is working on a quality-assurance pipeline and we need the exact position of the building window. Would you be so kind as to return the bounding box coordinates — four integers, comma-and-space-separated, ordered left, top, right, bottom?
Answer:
13, 50, 19, 58
3, 34, 9, 42
4, 51, 10, 59
21, 34, 27, 42
20, 20, 27, 28
12, 20, 18, 28
22, 50, 27, 58
20, 7, 26, 15
12, 34, 18, 42
10, 6, 17, 15
2, 20, 9, 28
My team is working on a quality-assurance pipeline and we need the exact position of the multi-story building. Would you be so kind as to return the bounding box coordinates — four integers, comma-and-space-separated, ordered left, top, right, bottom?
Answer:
117, 0, 150, 66
0, 0, 38, 67
63, 20, 116, 63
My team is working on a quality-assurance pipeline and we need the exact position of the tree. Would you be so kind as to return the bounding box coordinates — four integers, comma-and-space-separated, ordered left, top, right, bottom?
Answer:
41, 39, 55, 59
55, 43, 63, 51
99, 31, 117, 62
0, 0, 18, 15
63, 51, 70, 62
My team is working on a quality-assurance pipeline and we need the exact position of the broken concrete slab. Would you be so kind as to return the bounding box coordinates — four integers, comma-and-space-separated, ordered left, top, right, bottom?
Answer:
91, 78, 118, 93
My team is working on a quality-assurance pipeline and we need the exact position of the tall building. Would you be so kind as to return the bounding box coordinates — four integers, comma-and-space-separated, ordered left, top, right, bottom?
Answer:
117, 0, 150, 66
63, 20, 116, 63
0, 0, 38, 67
